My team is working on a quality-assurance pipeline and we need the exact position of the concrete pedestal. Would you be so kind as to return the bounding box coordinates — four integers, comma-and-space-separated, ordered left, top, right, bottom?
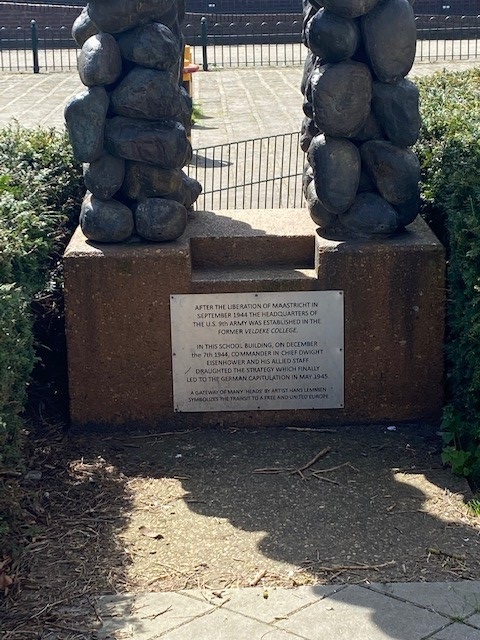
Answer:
64, 209, 445, 430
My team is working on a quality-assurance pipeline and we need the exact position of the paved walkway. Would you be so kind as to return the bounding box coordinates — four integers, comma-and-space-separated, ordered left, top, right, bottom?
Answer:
2, 62, 480, 639
95, 583, 480, 639
1, 59, 480, 142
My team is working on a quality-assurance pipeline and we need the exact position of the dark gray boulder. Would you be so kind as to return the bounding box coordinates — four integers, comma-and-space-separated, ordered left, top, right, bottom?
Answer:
64, 86, 109, 163
117, 22, 181, 71
394, 192, 420, 227
372, 79, 421, 147
308, 134, 361, 213
168, 171, 202, 209
105, 117, 192, 168
321, 0, 380, 18
361, 140, 420, 205
80, 192, 134, 242
351, 110, 384, 142
87, 0, 175, 34
311, 61, 372, 137
110, 67, 182, 120
300, 117, 319, 152
121, 162, 183, 200
306, 9, 360, 63
305, 180, 337, 230
72, 7, 98, 47
338, 192, 398, 237
361, 0, 416, 83
135, 198, 187, 241
78, 33, 122, 87
84, 153, 125, 201
301, 51, 317, 95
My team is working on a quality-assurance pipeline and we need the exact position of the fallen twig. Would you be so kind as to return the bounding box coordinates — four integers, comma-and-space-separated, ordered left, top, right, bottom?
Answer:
313, 462, 359, 474
427, 548, 466, 561
127, 428, 200, 439
291, 447, 331, 476
253, 467, 293, 474
286, 428, 337, 433
310, 472, 340, 485
250, 569, 267, 586
317, 560, 395, 572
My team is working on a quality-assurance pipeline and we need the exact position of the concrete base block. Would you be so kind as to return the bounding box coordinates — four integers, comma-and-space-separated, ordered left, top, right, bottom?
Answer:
64, 209, 445, 430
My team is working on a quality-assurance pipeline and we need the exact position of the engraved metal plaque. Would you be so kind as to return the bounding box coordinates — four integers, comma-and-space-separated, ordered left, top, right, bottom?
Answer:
170, 291, 344, 412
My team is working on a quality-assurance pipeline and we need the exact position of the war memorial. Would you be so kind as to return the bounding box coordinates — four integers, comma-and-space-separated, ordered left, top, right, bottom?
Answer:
63, 0, 445, 430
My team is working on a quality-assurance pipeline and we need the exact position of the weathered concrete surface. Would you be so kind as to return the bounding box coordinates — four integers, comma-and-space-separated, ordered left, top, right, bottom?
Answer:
64, 208, 444, 430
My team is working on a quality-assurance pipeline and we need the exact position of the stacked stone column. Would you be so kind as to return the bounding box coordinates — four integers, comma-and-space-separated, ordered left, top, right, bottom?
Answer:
301, 0, 421, 237
65, 0, 201, 243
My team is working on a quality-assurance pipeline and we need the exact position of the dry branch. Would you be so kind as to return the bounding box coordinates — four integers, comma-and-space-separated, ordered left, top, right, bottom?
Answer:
249, 569, 267, 586
291, 447, 331, 475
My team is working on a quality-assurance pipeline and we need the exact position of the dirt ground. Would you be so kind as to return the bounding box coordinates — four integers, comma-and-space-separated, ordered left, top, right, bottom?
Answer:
1, 420, 480, 638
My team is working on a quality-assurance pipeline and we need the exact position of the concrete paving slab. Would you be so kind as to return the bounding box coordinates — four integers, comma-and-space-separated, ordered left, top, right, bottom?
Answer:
428, 622, 480, 640
96, 592, 215, 639
468, 614, 480, 629
369, 582, 480, 618
276, 585, 448, 640
188, 585, 339, 624
159, 606, 299, 640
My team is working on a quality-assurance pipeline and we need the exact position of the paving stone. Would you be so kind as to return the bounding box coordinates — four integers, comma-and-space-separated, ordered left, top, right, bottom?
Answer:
276, 585, 447, 640
96, 592, 214, 639
369, 582, 480, 618
206, 585, 337, 624
160, 606, 297, 640
468, 614, 480, 629
428, 622, 480, 640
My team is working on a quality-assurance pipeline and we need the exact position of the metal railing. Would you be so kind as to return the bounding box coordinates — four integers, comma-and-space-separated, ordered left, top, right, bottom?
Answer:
1, 14, 480, 72
189, 132, 305, 211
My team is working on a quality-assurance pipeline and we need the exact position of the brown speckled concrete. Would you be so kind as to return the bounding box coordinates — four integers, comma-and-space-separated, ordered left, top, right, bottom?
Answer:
64, 209, 444, 430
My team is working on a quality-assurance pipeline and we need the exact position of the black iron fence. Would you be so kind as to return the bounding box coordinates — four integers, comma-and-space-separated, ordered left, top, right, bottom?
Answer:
1, 14, 480, 72
189, 132, 305, 211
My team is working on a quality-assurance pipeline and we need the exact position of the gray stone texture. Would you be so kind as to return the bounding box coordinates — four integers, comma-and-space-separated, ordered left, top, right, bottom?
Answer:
311, 61, 372, 138
80, 192, 134, 243
87, 0, 175, 34
171, 171, 202, 209
361, 0, 416, 83
361, 140, 420, 205
338, 192, 399, 237
105, 117, 192, 168
306, 9, 360, 63
78, 33, 122, 88
64, 86, 109, 163
305, 180, 337, 229
110, 67, 182, 121
71, 7, 98, 47
135, 198, 187, 241
308, 134, 360, 213
372, 78, 421, 147
300, 50, 317, 95
121, 162, 183, 200
83, 153, 125, 201
394, 192, 421, 227
321, 0, 380, 18
352, 110, 384, 142
117, 22, 181, 71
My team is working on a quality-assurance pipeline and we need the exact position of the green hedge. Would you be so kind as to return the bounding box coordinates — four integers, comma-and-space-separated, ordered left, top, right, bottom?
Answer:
416, 69, 480, 483
0, 125, 83, 467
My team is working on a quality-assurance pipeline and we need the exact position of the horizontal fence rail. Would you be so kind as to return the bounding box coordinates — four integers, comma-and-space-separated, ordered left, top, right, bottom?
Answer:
190, 132, 305, 211
1, 14, 480, 72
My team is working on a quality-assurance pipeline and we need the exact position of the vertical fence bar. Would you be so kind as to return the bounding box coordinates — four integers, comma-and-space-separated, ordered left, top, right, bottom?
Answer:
201, 16, 208, 71
31, 20, 39, 73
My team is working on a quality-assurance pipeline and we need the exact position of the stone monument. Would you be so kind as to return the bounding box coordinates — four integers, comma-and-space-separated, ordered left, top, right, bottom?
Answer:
300, 0, 421, 238
63, 0, 445, 431
65, 0, 201, 243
